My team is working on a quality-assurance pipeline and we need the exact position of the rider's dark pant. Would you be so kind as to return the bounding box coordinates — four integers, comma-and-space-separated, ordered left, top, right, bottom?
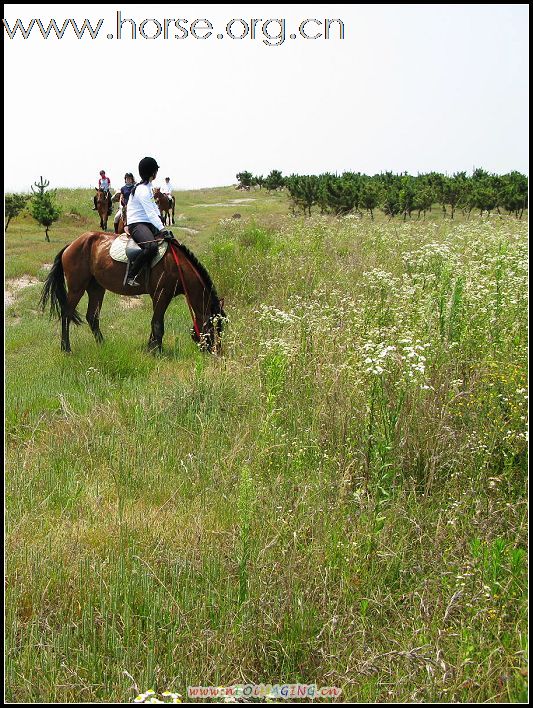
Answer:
129, 222, 159, 246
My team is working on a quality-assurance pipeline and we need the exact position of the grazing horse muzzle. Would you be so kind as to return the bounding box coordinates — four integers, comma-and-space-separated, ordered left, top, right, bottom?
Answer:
191, 313, 226, 354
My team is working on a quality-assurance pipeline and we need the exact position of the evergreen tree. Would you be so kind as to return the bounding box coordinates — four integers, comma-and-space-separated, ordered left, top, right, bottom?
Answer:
360, 180, 380, 220
29, 179, 61, 241
443, 173, 468, 219
236, 171, 253, 189
5, 193, 30, 231
286, 175, 321, 215
264, 170, 285, 191
399, 176, 416, 220
382, 187, 401, 218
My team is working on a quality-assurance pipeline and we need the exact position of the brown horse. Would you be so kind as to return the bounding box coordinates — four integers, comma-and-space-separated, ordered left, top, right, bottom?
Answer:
39, 231, 226, 355
95, 189, 111, 231
153, 188, 175, 226
114, 204, 127, 234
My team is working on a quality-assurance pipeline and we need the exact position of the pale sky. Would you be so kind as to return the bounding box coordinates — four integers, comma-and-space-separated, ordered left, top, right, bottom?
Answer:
3, 4, 529, 193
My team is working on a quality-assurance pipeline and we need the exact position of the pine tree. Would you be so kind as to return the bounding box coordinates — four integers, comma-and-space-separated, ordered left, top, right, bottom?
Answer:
5, 193, 30, 231
236, 171, 253, 189
29, 177, 61, 241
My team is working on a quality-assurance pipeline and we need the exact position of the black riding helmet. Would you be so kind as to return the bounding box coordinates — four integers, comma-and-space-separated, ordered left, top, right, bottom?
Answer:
138, 157, 160, 181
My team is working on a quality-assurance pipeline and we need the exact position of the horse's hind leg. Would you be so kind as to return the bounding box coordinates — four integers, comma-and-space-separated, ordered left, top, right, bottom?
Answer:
86, 278, 106, 344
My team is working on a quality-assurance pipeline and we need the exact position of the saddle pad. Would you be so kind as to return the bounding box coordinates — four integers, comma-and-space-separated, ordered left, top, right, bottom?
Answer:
109, 234, 168, 266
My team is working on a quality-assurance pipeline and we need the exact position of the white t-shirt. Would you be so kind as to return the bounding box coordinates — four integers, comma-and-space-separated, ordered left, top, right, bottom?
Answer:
126, 182, 164, 231
161, 182, 173, 195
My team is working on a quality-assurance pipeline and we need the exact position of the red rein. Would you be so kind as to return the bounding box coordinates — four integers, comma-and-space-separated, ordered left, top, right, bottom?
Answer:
169, 241, 202, 339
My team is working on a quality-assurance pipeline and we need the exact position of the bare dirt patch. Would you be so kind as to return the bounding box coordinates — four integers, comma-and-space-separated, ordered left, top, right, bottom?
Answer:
5, 276, 41, 307
174, 226, 200, 235
120, 296, 144, 309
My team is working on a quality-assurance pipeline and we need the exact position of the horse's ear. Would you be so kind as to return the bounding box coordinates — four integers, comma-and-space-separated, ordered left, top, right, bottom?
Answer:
95, 187, 98, 191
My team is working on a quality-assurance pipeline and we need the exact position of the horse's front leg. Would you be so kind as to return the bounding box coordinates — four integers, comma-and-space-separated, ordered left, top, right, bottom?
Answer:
148, 289, 173, 354
148, 317, 164, 354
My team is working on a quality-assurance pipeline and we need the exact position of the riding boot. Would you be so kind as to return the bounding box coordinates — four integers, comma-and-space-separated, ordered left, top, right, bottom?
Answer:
126, 245, 157, 287
126, 251, 147, 287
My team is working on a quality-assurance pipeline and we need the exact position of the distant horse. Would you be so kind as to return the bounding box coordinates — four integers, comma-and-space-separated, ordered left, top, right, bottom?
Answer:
114, 204, 127, 235
40, 231, 226, 355
95, 189, 111, 231
153, 188, 175, 226
111, 192, 126, 234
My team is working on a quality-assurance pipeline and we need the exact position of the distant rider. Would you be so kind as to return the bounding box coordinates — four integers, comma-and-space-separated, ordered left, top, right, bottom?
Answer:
114, 172, 135, 234
93, 169, 112, 215
161, 177, 173, 200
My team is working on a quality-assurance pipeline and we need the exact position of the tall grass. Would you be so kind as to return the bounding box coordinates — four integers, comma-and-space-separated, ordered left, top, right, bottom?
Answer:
5, 197, 528, 703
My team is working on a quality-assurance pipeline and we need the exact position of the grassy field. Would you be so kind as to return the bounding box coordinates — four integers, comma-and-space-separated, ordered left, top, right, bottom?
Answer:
5, 188, 528, 703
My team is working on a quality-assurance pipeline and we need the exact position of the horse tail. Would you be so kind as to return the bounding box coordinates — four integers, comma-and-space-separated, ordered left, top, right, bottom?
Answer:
39, 246, 83, 325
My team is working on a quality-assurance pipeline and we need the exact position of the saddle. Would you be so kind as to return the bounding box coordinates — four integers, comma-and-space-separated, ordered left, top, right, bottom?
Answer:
109, 234, 169, 285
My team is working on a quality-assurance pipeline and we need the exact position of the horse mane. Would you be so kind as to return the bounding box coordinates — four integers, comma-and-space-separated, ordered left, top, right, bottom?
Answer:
175, 241, 223, 315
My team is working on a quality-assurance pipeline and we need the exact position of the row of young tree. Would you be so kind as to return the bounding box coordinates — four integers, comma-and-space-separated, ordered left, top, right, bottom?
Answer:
5, 177, 61, 240
236, 169, 528, 219
236, 170, 285, 193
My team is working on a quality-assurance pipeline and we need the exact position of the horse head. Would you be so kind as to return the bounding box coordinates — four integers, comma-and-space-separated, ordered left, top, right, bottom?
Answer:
191, 298, 227, 355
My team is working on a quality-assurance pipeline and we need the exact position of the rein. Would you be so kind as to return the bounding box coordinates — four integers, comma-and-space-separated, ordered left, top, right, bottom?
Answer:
168, 241, 203, 339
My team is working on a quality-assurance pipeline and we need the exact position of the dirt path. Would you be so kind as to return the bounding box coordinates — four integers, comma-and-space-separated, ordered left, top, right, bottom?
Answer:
192, 198, 256, 207
173, 226, 200, 235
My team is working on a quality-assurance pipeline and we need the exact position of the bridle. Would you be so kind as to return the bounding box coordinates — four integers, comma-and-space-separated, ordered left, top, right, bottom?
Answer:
168, 240, 218, 344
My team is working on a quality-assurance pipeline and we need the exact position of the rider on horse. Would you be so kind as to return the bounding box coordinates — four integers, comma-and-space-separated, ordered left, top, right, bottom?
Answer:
113, 172, 135, 233
161, 177, 173, 200
125, 157, 168, 287
93, 170, 113, 214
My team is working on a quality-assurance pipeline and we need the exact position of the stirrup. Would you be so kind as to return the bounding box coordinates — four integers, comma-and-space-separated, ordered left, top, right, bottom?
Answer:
127, 276, 140, 287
